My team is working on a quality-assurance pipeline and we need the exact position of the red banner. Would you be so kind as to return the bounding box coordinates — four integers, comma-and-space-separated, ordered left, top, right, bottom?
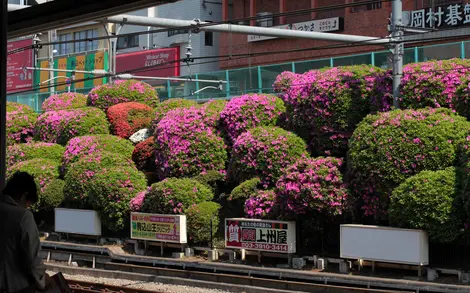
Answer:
116, 47, 180, 78
7, 38, 34, 94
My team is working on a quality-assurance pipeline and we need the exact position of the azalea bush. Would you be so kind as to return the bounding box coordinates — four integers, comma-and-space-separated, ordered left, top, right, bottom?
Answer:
273, 71, 299, 96
6, 102, 37, 145
35, 107, 109, 145
132, 137, 156, 172
85, 166, 147, 231
230, 177, 261, 202
192, 170, 226, 194
107, 102, 154, 138
62, 134, 134, 172
130, 189, 149, 212
7, 158, 63, 212
141, 178, 214, 214
154, 107, 227, 179
390, 168, 465, 243
7, 142, 64, 167
201, 99, 227, 127
348, 108, 470, 218
276, 157, 347, 216
87, 79, 158, 111
42, 92, 87, 111
152, 98, 198, 128
63, 151, 135, 206
229, 126, 307, 186
220, 94, 286, 143
244, 190, 277, 219
186, 201, 221, 244
280, 65, 385, 156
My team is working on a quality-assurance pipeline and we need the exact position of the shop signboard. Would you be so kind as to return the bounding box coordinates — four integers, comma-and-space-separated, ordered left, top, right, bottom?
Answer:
405, 2, 470, 29
225, 218, 296, 253
130, 212, 187, 244
116, 47, 180, 78
7, 38, 34, 94
248, 17, 342, 43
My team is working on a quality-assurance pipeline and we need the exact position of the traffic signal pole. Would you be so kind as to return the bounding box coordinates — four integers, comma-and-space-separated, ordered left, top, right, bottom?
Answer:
391, 0, 403, 109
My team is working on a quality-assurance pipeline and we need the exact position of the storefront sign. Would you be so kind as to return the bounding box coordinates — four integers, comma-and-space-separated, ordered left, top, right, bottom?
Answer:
405, 3, 470, 29
7, 38, 34, 94
116, 47, 180, 78
225, 218, 296, 253
130, 213, 187, 244
248, 17, 341, 43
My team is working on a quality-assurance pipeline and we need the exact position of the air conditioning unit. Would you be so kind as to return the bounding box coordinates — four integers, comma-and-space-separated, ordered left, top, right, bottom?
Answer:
256, 12, 273, 27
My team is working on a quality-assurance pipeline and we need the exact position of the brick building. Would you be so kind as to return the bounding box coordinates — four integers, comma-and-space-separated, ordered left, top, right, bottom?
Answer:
219, 0, 469, 69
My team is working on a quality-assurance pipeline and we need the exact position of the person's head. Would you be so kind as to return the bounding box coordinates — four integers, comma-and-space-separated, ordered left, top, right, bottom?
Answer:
2, 171, 38, 208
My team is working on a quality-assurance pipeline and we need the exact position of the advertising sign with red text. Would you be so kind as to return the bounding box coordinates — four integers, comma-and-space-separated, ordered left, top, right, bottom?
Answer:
225, 218, 296, 253
116, 47, 180, 78
7, 38, 34, 93
131, 213, 187, 244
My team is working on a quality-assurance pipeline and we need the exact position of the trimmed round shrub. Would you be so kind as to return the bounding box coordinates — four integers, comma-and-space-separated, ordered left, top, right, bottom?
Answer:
230, 177, 261, 202
220, 94, 286, 143
7, 158, 63, 212
390, 168, 464, 243
281, 65, 385, 156
192, 170, 226, 193
152, 98, 198, 127
86, 166, 147, 232
244, 190, 277, 219
62, 134, 134, 171
400, 59, 470, 110
107, 102, 154, 139
141, 178, 214, 214
6, 102, 37, 145
273, 71, 299, 96
155, 107, 227, 179
88, 79, 158, 111
348, 108, 470, 218
132, 137, 156, 172
186, 201, 221, 244
7, 142, 64, 167
35, 107, 110, 145
276, 157, 347, 216
201, 99, 227, 128
42, 92, 87, 111
229, 126, 307, 186
63, 151, 135, 205
130, 189, 149, 212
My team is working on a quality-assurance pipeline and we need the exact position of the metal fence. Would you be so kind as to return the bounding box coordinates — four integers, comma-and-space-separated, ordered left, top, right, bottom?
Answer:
8, 40, 470, 112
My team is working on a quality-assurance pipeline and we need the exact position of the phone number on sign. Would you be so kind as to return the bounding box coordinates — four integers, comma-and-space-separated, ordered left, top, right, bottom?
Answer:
241, 242, 288, 252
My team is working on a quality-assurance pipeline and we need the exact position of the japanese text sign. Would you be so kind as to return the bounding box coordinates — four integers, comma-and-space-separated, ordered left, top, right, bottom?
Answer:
116, 47, 180, 78
131, 213, 187, 244
248, 17, 341, 43
7, 38, 34, 94
405, 2, 470, 29
225, 218, 296, 253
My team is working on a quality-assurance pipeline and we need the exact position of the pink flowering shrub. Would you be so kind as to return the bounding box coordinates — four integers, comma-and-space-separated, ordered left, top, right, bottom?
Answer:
7, 142, 64, 167
107, 102, 154, 139
141, 178, 214, 214
229, 126, 308, 186
279, 65, 385, 156
130, 188, 150, 212
132, 137, 156, 172
154, 107, 227, 179
348, 108, 470, 218
35, 107, 110, 145
220, 94, 286, 143
390, 167, 464, 243
244, 190, 277, 219
6, 102, 38, 146
87, 79, 158, 111
276, 157, 347, 216
62, 134, 134, 173
200, 99, 227, 128
85, 166, 147, 231
7, 158, 63, 212
42, 92, 87, 111
273, 71, 299, 96
152, 98, 198, 128
63, 151, 135, 206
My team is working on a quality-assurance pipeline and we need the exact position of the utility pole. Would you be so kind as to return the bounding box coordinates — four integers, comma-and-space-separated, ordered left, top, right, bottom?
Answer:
48, 29, 54, 96
391, 0, 403, 109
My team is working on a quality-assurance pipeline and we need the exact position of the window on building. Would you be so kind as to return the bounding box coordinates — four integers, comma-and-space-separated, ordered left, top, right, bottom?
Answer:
418, 0, 462, 9
56, 33, 72, 55
168, 29, 189, 37
74, 29, 99, 53
116, 34, 139, 50
205, 31, 213, 46
352, 0, 382, 12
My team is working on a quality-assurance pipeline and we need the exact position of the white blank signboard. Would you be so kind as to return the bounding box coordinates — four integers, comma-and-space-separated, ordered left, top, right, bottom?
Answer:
340, 225, 428, 265
55, 208, 102, 236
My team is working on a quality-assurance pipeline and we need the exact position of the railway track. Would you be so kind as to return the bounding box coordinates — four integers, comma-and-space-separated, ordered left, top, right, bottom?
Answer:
68, 280, 164, 293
